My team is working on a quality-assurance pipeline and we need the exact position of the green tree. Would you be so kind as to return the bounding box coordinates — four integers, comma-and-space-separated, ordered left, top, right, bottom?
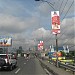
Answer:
60, 51, 66, 57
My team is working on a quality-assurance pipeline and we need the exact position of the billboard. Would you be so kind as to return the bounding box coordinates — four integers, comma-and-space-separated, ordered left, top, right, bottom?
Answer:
38, 41, 44, 50
51, 11, 60, 34
0, 37, 12, 47
48, 52, 62, 58
38, 44, 41, 50
40, 41, 43, 50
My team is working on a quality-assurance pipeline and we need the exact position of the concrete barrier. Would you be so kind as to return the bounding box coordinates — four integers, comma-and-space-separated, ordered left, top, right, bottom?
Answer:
39, 58, 58, 75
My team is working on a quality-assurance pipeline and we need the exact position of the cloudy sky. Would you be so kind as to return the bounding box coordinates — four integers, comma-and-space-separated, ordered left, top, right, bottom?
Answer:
0, 0, 74, 51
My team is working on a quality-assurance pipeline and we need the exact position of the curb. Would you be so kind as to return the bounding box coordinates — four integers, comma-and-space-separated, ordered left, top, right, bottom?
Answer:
39, 59, 58, 75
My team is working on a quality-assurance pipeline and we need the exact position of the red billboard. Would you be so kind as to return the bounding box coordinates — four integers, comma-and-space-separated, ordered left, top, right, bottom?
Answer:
51, 11, 60, 34
38, 41, 44, 50
38, 44, 40, 50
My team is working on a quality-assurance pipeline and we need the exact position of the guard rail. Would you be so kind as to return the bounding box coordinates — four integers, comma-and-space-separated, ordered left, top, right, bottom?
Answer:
59, 62, 75, 74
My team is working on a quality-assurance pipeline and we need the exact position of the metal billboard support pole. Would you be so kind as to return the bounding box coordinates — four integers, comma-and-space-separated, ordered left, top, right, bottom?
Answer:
55, 34, 59, 67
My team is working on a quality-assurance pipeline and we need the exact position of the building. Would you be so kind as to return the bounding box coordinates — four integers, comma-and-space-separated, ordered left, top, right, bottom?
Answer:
50, 45, 69, 53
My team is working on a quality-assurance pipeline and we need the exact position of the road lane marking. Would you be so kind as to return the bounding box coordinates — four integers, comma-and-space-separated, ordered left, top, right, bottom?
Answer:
24, 63, 26, 64
44, 68, 52, 75
15, 68, 21, 74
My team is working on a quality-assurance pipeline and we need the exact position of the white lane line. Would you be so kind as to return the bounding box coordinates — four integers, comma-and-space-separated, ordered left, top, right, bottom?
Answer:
24, 63, 26, 64
15, 68, 21, 74
44, 68, 52, 75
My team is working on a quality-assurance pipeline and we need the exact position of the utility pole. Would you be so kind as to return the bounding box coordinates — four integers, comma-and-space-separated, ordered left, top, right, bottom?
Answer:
35, 0, 60, 67
55, 34, 59, 67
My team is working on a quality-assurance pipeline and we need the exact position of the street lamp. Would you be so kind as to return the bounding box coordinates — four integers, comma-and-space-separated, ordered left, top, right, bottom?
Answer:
35, 0, 59, 67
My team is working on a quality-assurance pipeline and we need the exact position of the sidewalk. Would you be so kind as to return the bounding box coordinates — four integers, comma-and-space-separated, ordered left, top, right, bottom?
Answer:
39, 58, 75, 75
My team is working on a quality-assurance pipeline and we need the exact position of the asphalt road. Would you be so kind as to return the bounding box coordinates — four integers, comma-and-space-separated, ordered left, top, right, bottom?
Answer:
0, 57, 48, 75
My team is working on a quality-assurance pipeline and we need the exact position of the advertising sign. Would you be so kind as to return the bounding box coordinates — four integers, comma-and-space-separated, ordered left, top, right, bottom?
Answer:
53, 52, 62, 57
40, 41, 43, 50
38, 41, 44, 50
0, 37, 12, 47
38, 44, 40, 50
51, 11, 60, 34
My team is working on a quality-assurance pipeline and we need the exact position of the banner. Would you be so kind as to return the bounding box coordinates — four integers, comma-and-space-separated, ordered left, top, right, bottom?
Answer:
38, 44, 41, 50
38, 41, 44, 50
40, 41, 43, 50
51, 11, 60, 34
0, 37, 12, 47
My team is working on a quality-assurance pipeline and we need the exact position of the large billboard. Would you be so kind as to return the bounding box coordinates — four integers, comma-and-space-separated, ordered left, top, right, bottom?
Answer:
0, 37, 12, 47
51, 11, 60, 34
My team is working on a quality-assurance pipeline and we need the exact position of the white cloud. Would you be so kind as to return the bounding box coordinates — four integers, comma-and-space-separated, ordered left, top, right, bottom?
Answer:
0, 14, 25, 33
32, 27, 51, 39
0, 14, 40, 33
0, 0, 74, 50
60, 17, 75, 38
31, 17, 75, 50
38, 2, 50, 16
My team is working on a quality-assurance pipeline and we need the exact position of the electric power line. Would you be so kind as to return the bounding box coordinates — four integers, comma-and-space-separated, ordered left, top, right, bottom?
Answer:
45, 0, 74, 47
36, 0, 74, 48
62, 0, 74, 20
59, 0, 64, 11
58, 0, 74, 39
69, 45, 75, 49
60, 0, 69, 15
62, 36, 74, 45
